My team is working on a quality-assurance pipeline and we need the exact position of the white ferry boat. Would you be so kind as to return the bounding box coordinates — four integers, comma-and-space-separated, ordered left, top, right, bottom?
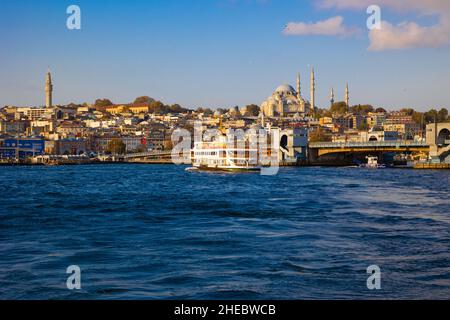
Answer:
359, 156, 386, 169
190, 134, 266, 172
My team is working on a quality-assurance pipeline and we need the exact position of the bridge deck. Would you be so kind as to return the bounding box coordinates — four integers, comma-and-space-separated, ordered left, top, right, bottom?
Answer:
309, 141, 429, 148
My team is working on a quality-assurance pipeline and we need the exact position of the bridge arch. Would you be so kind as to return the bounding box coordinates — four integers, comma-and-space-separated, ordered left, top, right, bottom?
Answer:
280, 134, 288, 150
437, 128, 450, 145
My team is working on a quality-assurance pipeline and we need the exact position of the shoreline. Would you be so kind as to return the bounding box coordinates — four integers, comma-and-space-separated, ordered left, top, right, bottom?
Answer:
2, 161, 448, 169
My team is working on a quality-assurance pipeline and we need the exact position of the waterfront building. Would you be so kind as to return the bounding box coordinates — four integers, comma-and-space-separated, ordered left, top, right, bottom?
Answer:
383, 122, 420, 139
0, 120, 29, 135
14, 107, 48, 120
45, 138, 87, 155
94, 135, 145, 154
351, 114, 366, 130
146, 123, 171, 150
359, 130, 398, 142
332, 114, 353, 132
332, 130, 360, 143
28, 119, 55, 136
367, 112, 387, 128
0, 138, 45, 159
129, 104, 150, 114
56, 121, 86, 138
319, 117, 333, 127
106, 104, 150, 115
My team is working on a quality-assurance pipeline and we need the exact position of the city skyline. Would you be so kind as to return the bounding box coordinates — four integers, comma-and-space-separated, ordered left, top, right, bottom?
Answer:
1, 0, 450, 111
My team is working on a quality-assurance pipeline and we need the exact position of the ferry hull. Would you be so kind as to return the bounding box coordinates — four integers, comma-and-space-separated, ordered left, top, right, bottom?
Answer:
193, 165, 261, 172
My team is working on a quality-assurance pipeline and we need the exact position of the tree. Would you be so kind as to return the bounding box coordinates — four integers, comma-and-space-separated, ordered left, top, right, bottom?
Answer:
168, 104, 188, 113
316, 108, 332, 118
67, 102, 84, 109
244, 104, 260, 116
149, 101, 166, 114
196, 107, 213, 115
133, 96, 155, 105
438, 108, 449, 122
399, 108, 415, 116
330, 101, 348, 115
309, 127, 332, 142
375, 107, 387, 113
411, 111, 424, 126
350, 104, 374, 115
107, 138, 126, 155
94, 98, 113, 107
424, 109, 438, 123
216, 108, 228, 115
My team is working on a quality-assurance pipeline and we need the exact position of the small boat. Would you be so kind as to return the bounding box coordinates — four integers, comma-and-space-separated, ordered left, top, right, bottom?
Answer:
359, 156, 386, 169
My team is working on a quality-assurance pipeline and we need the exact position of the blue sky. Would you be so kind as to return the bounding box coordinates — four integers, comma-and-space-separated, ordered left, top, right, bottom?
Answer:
0, 0, 449, 111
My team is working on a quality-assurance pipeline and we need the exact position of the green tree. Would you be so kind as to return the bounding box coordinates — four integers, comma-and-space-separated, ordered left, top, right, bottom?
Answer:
330, 102, 348, 115
350, 104, 374, 115
168, 104, 188, 113
411, 111, 424, 126
244, 104, 260, 116
94, 98, 113, 107
67, 102, 84, 109
216, 108, 227, 115
149, 101, 166, 114
107, 138, 126, 155
424, 109, 438, 123
438, 108, 449, 122
375, 107, 387, 113
133, 96, 155, 105
399, 108, 415, 116
316, 108, 332, 118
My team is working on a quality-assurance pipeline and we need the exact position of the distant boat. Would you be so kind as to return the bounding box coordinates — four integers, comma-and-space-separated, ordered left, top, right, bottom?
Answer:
393, 154, 415, 168
359, 156, 386, 169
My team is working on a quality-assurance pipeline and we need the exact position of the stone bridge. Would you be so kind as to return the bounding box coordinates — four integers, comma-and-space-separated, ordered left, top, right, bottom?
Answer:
309, 141, 429, 157
426, 122, 450, 163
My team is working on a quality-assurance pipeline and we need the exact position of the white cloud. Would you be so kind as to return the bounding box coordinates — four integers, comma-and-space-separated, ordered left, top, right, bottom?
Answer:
284, 16, 358, 37
319, 0, 450, 15
369, 20, 450, 51
316, 0, 450, 50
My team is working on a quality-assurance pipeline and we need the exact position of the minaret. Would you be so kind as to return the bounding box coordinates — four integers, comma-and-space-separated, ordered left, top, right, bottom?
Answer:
296, 73, 301, 99
310, 67, 315, 114
278, 97, 284, 117
330, 87, 335, 106
45, 70, 53, 108
345, 82, 349, 110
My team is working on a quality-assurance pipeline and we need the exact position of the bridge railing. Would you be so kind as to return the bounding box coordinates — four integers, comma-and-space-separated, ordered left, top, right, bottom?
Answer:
309, 141, 429, 148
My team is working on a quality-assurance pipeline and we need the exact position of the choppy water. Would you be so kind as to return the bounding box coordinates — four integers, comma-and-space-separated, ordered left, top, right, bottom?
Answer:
0, 165, 449, 299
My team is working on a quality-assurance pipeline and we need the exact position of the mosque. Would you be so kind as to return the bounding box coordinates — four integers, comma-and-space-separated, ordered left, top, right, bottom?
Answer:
261, 68, 316, 117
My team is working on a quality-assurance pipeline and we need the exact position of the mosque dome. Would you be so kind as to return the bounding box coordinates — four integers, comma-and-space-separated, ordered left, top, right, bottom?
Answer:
275, 84, 296, 94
